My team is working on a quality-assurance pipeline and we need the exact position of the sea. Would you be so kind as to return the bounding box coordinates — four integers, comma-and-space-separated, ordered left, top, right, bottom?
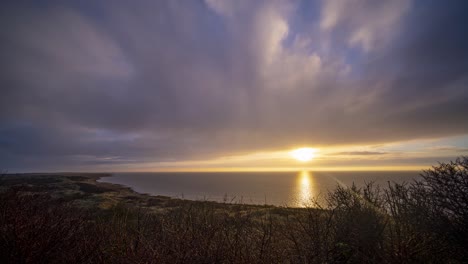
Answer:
98, 171, 420, 207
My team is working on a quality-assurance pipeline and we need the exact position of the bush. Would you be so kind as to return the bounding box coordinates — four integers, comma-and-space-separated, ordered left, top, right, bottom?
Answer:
0, 190, 103, 263
326, 183, 387, 263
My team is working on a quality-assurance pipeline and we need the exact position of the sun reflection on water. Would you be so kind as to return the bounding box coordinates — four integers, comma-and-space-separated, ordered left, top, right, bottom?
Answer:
296, 170, 315, 207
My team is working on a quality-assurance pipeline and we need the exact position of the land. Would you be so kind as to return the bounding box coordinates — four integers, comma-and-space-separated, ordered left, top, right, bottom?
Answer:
1, 173, 186, 210
1, 159, 467, 263
0, 173, 282, 213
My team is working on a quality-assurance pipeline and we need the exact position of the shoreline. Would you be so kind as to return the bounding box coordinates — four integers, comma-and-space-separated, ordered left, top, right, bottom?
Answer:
2, 173, 281, 210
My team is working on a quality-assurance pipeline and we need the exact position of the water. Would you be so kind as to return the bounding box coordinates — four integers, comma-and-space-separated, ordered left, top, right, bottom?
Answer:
99, 171, 420, 207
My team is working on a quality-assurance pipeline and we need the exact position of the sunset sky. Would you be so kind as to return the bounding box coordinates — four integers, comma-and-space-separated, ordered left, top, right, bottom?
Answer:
1, 0, 467, 172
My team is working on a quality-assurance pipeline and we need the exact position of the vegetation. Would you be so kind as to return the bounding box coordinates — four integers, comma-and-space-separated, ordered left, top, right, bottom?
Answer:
0, 158, 467, 263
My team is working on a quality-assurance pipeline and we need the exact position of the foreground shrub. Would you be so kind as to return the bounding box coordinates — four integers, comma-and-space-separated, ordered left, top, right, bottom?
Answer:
326, 183, 387, 263
0, 190, 103, 263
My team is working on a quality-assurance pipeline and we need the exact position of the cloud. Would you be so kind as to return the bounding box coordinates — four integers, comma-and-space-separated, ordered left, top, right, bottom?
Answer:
320, 0, 411, 51
426, 146, 468, 153
331, 151, 388, 156
0, 0, 467, 170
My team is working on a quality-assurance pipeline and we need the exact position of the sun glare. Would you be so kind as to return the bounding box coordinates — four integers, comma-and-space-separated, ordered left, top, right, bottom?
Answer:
290, 148, 317, 162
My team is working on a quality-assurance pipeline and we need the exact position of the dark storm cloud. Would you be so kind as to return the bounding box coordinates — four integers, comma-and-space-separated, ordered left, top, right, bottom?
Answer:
0, 0, 467, 170
356, 0, 468, 138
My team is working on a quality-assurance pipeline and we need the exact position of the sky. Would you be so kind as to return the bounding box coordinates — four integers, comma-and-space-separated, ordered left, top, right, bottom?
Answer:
1, 0, 468, 172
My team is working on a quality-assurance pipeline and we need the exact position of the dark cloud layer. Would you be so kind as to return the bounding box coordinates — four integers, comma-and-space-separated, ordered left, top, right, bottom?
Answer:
1, 0, 467, 170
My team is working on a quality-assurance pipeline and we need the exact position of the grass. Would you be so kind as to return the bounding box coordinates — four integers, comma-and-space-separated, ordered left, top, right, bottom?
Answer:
76, 182, 118, 194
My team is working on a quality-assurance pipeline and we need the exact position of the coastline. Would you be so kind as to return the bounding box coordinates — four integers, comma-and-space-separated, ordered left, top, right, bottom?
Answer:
1, 173, 279, 211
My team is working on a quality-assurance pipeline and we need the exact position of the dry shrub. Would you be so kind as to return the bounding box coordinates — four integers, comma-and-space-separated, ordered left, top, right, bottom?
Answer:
0, 189, 103, 263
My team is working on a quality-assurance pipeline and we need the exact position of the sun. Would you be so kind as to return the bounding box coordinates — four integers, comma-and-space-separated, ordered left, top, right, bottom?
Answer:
290, 148, 317, 162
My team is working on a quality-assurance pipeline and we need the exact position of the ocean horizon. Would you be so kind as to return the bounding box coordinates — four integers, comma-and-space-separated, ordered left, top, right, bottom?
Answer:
99, 171, 420, 207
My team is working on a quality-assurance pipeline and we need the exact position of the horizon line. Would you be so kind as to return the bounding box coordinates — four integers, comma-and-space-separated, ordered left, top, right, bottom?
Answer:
9, 166, 427, 174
